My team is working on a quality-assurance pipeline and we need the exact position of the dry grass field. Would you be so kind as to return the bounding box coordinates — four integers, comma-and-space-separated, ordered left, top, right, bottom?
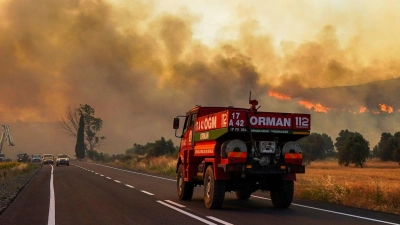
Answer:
295, 159, 400, 215
0, 162, 29, 179
109, 157, 400, 215
109, 155, 176, 176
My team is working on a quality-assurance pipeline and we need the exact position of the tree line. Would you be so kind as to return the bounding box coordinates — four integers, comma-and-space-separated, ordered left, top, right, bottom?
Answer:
84, 137, 178, 163
125, 137, 178, 157
299, 129, 400, 167
60, 104, 400, 167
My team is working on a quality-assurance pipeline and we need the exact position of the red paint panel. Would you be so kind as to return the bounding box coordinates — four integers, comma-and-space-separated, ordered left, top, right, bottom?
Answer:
194, 140, 216, 156
195, 111, 229, 132
292, 114, 311, 130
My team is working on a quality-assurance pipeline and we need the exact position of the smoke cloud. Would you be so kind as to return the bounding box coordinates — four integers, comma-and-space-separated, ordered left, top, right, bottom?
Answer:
1, 0, 400, 156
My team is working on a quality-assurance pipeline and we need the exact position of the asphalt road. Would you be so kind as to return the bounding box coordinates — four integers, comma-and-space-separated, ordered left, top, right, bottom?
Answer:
1, 161, 399, 225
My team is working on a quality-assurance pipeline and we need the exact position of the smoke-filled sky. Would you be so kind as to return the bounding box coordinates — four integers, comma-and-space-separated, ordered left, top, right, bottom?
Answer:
1, 0, 400, 156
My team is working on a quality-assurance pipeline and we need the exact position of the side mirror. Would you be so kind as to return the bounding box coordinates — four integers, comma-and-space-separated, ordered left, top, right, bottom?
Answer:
173, 118, 180, 129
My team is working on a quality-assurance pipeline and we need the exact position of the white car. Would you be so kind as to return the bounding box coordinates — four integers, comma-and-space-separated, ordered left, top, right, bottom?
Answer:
56, 154, 69, 166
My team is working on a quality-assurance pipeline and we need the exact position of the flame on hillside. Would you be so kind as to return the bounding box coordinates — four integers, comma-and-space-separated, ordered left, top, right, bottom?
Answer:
268, 91, 291, 100
379, 104, 393, 113
298, 100, 331, 113
269, 90, 396, 114
359, 106, 367, 113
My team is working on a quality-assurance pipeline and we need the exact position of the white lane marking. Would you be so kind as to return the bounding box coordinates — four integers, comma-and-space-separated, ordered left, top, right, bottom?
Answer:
206, 216, 233, 225
106, 177, 112, 179
92, 163, 175, 181
114, 180, 121, 183
252, 195, 400, 225
141, 190, 154, 196
48, 165, 55, 225
164, 200, 185, 208
125, 184, 135, 188
157, 201, 217, 225
127, 171, 175, 181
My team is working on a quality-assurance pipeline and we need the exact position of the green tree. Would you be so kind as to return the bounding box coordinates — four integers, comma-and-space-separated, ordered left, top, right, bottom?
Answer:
126, 137, 178, 158
147, 137, 176, 157
298, 132, 334, 162
322, 133, 336, 158
377, 132, 393, 161
79, 104, 106, 151
75, 114, 86, 160
335, 130, 370, 167
126, 143, 146, 155
334, 129, 352, 151
166, 139, 178, 156
87, 149, 108, 162
390, 132, 400, 162
60, 104, 106, 152
371, 145, 379, 159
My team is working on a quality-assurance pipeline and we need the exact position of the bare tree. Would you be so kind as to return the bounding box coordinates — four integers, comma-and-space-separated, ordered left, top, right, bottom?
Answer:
59, 106, 80, 138
60, 104, 106, 151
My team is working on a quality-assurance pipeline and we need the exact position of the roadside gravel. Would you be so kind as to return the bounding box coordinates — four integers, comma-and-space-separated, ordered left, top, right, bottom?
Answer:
0, 165, 41, 214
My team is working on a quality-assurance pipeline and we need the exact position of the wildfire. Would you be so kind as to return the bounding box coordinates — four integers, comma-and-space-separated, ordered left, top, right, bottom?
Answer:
268, 90, 398, 114
268, 91, 291, 100
379, 104, 393, 113
298, 100, 331, 113
359, 106, 367, 113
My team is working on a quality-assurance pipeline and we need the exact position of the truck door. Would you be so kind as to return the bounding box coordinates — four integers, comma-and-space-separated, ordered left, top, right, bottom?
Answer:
180, 112, 196, 152
179, 112, 197, 181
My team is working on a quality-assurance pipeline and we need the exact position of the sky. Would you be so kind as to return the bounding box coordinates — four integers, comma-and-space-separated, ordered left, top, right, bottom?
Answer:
1, 0, 400, 157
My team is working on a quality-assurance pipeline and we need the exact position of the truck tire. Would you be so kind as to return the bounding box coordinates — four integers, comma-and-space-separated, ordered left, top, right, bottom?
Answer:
235, 189, 252, 200
177, 164, 194, 200
270, 180, 294, 208
204, 165, 225, 209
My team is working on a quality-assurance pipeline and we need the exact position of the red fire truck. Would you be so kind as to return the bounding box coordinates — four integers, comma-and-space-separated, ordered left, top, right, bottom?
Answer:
173, 96, 310, 209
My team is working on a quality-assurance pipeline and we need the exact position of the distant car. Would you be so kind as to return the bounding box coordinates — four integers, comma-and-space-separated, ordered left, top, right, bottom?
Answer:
17, 153, 30, 163
0, 153, 5, 162
31, 154, 42, 163
56, 154, 69, 166
42, 154, 54, 165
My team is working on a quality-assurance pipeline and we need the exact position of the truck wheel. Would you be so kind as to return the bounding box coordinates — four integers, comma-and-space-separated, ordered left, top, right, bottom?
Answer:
235, 189, 252, 200
204, 165, 225, 209
177, 164, 194, 200
270, 180, 294, 208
